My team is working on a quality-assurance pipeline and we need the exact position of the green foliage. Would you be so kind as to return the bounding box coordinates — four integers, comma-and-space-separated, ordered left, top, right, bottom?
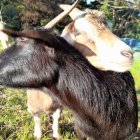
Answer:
101, 0, 112, 21
0, 0, 140, 38
124, 20, 140, 40
96, 0, 140, 39
1, 0, 72, 30
3, 4, 21, 30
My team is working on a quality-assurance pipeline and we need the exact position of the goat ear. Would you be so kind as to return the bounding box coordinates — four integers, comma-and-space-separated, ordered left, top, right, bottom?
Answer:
1, 29, 24, 37
1, 29, 47, 40
72, 32, 96, 56
1, 29, 58, 48
1, 29, 54, 42
59, 4, 85, 20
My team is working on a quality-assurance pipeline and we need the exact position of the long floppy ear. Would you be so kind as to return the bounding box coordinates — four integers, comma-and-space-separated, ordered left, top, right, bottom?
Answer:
1, 29, 53, 40
1, 29, 59, 48
59, 4, 85, 20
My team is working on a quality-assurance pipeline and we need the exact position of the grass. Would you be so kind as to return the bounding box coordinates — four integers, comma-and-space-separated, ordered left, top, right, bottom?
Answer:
131, 59, 140, 133
0, 42, 140, 139
0, 87, 77, 140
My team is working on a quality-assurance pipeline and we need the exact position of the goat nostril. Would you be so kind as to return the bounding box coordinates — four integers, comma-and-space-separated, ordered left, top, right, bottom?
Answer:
121, 51, 133, 59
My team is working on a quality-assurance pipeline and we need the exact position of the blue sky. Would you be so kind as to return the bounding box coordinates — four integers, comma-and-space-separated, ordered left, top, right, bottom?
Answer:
87, 0, 135, 4
87, 0, 95, 4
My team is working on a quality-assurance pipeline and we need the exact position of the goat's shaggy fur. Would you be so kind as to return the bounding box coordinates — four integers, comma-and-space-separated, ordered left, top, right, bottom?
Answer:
0, 29, 138, 140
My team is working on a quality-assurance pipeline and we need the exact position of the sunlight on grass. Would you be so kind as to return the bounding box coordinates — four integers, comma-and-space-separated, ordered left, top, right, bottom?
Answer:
130, 59, 140, 90
130, 59, 140, 139
0, 87, 76, 139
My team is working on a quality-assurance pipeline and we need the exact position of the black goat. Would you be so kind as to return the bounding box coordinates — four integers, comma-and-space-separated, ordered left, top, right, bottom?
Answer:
0, 29, 138, 140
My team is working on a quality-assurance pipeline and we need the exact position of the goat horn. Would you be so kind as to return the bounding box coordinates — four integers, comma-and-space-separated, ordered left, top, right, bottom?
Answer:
59, 4, 85, 20
44, 0, 80, 29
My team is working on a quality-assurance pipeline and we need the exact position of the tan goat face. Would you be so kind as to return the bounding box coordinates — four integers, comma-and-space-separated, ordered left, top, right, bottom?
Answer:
61, 6, 133, 72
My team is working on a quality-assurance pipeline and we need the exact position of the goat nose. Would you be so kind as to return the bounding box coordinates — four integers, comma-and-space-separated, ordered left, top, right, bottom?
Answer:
121, 50, 133, 59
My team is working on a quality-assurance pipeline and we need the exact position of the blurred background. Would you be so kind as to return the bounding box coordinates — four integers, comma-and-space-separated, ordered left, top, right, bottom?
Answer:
0, 0, 139, 56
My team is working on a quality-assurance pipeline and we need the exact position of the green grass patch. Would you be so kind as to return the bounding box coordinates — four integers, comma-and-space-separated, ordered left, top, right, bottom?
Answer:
0, 87, 76, 140
130, 59, 140, 139
130, 59, 140, 90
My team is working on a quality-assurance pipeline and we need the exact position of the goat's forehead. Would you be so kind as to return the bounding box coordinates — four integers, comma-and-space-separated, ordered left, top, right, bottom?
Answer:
16, 37, 37, 44
11, 37, 41, 52
85, 9, 104, 20
73, 10, 106, 31
73, 12, 106, 33
73, 9, 104, 23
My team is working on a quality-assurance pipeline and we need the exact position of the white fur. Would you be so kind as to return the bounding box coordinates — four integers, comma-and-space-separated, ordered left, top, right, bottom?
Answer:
0, 23, 9, 49
52, 109, 61, 139
0, 31, 9, 49
62, 17, 133, 72
27, 95, 61, 140
33, 114, 42, 140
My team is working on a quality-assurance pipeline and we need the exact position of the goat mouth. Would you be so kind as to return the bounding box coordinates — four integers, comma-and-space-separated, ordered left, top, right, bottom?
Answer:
108, 61, 133, 69
101, 60, 133, 72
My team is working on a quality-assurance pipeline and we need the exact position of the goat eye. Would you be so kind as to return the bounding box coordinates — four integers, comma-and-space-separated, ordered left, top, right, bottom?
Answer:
103, 21, 106, 25
17, 37, 27, 42
20, 37, 27, 41
16, 37, 28, 45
